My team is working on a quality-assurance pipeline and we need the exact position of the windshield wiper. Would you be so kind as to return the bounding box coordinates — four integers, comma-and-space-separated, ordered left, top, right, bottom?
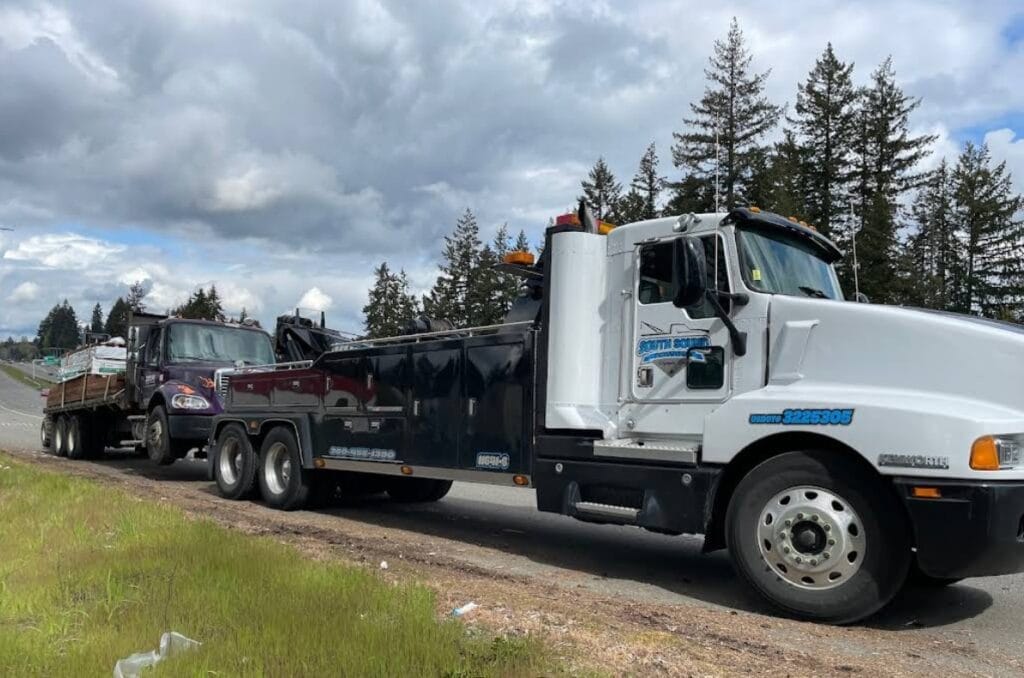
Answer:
798, 285, 829, 299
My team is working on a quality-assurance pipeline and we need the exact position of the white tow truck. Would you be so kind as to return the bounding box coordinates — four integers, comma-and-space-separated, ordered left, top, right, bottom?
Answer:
210, 206, 1024, 623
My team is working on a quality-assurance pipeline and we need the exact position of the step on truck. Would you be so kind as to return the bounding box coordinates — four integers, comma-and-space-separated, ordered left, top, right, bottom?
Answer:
208, 206, 1024, 623
43, 313, 276, 464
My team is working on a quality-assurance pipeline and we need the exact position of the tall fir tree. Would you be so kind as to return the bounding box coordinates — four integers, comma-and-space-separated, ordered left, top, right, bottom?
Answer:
848, 57, 935, 301
791, 44, 858, 237
104, 297, 129, 339
662, 174, 715, 215
580, 157, 622, 221
423, 209, 483, 327
747, 130, 807, 217
618, 143, 664, 223
672, 18, 782, 210
36, 300, 80, 350
952, 143, 1024, 318
363, 262, 420, 338
126, 281, 147, 312
904, 160, 959, 309
90, 303, 104, 334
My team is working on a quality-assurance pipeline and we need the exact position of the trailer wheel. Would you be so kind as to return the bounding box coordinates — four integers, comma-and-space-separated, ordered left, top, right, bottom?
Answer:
66, 416, 86, 460
725, 450, 910, 624
53, 416, 68, 457
386, 477, 453, 503
213, 424, 258, 500
145, 406, 177, 466
257, 427, 310, 510
40, 418, 52, 450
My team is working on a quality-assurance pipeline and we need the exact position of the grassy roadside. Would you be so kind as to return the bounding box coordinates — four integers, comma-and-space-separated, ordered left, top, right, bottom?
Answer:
0, 453, 549, 676
0, 364, 50, 391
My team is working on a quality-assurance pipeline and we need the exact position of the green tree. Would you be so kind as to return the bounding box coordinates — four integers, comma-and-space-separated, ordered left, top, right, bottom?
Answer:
173, 286, 224, 321
791, 44, 858, 237
848, 57, 935, 301
952, 143, 1024, 317
903, 160, 959, 309
663, 173, 714, 216
126, 281, 147, 312
363, 262, 420, 338
90, 303, 104, 334
746, 131, 807, 218
580, 157, 622, 221
104, 297, 130, 339
423, 209, 483, 327
618, 143, 664, 224
672, 18, 782, 210
36, 300, 80, 350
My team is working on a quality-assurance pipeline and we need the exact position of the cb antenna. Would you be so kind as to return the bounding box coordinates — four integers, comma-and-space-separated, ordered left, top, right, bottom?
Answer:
849, 199, 860, 299
714, 113, 721, 213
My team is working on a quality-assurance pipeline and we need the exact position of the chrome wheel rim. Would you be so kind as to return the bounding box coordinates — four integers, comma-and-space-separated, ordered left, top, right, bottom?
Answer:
148, 419, 163, 448
40, 421, 48, 447
54, 422, 64, 453
757, 485, 866, 590
264, 442, 291, 496
219, 438, 242, 485
67, 421, 77, 455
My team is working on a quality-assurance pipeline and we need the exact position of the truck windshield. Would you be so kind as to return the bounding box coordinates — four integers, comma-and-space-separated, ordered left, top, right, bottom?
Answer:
736, 227, 842, 300
167, 324, 275, 365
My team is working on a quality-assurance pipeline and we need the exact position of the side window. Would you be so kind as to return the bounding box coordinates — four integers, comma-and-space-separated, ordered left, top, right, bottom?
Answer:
146, 328, 162, 367
637, 236, 730, 319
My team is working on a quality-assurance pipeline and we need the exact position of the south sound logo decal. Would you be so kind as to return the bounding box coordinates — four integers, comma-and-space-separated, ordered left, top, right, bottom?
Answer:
636, 322, 711, 369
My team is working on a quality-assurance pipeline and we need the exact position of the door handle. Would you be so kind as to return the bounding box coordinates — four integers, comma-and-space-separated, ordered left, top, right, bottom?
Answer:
467, 398, 477, 417
369, 420, 382, 432
636, 366, 653, 388
343, 420, 353, 431
291, 380, 301, 391
412, 399, 420, 417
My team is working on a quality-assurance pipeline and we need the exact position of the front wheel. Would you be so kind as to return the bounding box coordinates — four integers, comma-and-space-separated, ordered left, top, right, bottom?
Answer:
726, 451, 910, 624
145, 406, 177, 466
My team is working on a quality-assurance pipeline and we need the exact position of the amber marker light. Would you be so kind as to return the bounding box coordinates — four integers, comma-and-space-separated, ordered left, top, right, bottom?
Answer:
400, 465, 413, 476
970, 436, 1000, 470
911, 486, 942, 499
513, 475, 529, 486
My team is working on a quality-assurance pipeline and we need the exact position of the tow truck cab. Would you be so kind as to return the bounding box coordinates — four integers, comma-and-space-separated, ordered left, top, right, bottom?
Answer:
212, 206, 1024, 623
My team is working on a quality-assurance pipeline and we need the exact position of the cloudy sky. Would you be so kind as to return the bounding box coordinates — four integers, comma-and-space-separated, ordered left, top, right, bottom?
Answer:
2, 0, 1024, 339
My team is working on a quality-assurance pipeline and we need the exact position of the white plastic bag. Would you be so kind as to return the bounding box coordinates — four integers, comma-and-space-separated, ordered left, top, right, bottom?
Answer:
113, 631, 201, 678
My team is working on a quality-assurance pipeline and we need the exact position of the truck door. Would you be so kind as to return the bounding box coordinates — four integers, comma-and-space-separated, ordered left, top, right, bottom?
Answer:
626, 233, 735, 438
409, 344, 461, 468
462, 337, 530, 475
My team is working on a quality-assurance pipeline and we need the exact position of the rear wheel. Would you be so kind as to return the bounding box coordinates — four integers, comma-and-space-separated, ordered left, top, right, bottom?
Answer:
53, 416, 68, 457
386, 477, 453, 503
66, 416, 86, 460
213, 424, 258, 500
40, 418, 52, 451
726, 451, 910, 624
257, 427, 310, 510
145, 405, 177, 466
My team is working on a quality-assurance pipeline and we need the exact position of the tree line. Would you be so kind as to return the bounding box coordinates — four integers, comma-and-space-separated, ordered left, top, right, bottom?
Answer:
32, 281, 247, 352
364, 18, 1024, 335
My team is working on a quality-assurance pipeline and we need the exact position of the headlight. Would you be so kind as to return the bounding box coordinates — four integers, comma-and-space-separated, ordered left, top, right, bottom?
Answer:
971, 435, 1024, 470
171, 394, 210, 410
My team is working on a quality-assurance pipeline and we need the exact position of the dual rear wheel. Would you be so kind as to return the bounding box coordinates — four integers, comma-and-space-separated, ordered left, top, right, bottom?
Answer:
48, 414, 105, 459
212, 424, 452, 510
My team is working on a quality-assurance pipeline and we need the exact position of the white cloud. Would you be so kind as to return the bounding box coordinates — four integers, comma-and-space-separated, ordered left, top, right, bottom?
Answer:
3, 233, 125, 269
983, 128, 1024, 193
296, 286, 333, 312
8, 280, 40, 303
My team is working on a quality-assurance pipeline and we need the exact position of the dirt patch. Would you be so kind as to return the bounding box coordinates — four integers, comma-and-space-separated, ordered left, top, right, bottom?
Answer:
6, 447, 1022, 677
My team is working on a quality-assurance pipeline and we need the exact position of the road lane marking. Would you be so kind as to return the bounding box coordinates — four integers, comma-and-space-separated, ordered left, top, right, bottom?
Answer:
0, 400, 43, 421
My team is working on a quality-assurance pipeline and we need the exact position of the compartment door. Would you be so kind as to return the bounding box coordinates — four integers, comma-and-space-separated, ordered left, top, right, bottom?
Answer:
408, 347, 461, 468
462, 342, 529, 474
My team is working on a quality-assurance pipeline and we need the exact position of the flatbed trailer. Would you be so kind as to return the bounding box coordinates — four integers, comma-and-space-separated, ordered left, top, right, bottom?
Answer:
210, 206, 1024, 624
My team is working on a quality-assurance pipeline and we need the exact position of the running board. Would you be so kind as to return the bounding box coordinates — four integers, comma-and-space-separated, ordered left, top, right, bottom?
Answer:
573, 501, 640, 523
592, 438, 699, 463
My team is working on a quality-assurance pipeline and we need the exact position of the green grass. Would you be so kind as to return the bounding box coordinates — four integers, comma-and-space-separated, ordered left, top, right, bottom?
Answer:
0, 453, 548, 677
0, 364, 50, 390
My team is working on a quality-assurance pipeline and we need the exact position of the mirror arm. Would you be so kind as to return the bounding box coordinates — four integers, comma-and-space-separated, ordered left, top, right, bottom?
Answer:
704, 291, 747, 357
714, 289, 749, 306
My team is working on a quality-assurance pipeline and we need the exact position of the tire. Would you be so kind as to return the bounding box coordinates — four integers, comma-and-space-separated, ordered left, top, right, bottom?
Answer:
212, 424, 258, 500
725, 450, 910, 624
40, 418, 52, 451
145, 405, 177, 466
66, 416, 86, 460
386, 477, 453, 503
53, 416, 68, 457
257, 426, 310, 510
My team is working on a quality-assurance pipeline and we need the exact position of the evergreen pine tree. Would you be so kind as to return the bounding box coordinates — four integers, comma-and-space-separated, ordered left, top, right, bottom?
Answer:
952, 143, 1024, 317
904, 160, 959, 309
423, 209, 482, 327
662, 174, 714, 215
791, 44, 858, 237
580, 157, 622, 221
848, 58, 935, 301
364, 264, 421, 337
104, 298, 129, 339
206, 285, 225, 321
632, 143, 662, 220
746, 130, 807, 217
90, 303, 104, 334
126, 281, 147, 312
672, 18, 782, 210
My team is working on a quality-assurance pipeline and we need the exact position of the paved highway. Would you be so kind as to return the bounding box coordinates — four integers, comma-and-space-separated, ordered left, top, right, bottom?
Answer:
1, 366, 1021, 668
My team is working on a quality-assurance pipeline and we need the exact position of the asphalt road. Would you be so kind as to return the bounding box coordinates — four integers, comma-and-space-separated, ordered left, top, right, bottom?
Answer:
1, 366, 1022, 667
